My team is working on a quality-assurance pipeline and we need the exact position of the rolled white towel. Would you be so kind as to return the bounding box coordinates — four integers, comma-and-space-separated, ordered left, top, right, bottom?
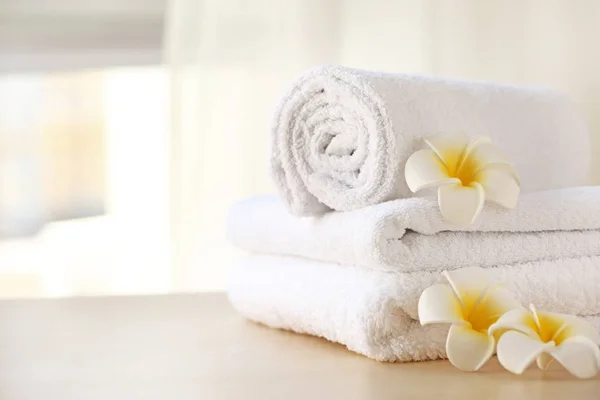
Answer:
227, 186, 600, 272
229, 254, 600, 362
271, 65, 590, 216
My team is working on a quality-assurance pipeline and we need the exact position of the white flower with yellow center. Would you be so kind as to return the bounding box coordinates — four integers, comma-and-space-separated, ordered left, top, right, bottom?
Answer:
405, 135, 520, 225
489, 305, 600, 378
418, 267, 522, 371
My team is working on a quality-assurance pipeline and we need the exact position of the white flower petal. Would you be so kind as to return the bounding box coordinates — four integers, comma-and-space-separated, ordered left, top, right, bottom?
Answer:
489, 162, 521, 185
460, 136, 492, 164
466, 142, 515, 173
474, 165, 520, 209
536, 352, 554, 370
423, 134, 471, 174
418, 284, 465, 326
553, 316, 600, 346
443, 267, 493, 316
438, 182, 485, 225
468, 285, 523, 332
496, 330, 555, 375
405, 149, 459, 192
551, 336, 600, 379
489, 308, 539, 339
446, 324, 495, 371
533, 309, 573, 343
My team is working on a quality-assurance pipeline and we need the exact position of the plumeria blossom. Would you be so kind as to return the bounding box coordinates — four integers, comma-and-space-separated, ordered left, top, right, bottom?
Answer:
405, 134, 520, 225
418, 267, 522, 371
489, 304, 600, 378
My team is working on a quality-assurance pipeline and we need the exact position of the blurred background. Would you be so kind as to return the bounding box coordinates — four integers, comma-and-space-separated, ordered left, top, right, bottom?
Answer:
0, 0, 598, 297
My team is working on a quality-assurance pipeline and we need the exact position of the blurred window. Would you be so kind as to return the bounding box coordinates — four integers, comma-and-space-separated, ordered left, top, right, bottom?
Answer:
0, 0, 169, 297
0, 67, 170, 297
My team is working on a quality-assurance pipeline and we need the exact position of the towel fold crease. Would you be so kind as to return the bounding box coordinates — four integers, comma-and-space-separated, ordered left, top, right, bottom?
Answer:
227, 186, 600, 271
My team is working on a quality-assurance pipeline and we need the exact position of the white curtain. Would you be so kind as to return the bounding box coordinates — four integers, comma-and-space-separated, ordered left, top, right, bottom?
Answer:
166, 0, 600, 290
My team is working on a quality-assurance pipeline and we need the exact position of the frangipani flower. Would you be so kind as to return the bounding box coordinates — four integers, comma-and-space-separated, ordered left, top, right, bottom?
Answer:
418, 267, 522, 371
405, 135, 520, 225
489, 304, 600, 378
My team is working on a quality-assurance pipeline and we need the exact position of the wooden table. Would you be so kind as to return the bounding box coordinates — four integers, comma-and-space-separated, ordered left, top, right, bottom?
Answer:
0, 293, 598, 399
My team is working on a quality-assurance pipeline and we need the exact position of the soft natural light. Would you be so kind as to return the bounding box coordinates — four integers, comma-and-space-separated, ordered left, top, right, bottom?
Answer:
0, 66, 170, 297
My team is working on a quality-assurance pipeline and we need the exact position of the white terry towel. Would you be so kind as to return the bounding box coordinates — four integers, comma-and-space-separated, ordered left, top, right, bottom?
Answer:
271, 65, 590, 216
227, 186, 600, 272
229, 254, 600, 362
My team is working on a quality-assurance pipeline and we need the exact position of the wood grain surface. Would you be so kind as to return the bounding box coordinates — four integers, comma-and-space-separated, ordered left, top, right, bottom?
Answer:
0, 293, 597, 399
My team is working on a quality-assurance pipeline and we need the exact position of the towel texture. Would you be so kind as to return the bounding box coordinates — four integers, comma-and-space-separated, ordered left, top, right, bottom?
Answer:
227, 186, 600, 271
229, 254, 600, 362
271, 65, 590, 216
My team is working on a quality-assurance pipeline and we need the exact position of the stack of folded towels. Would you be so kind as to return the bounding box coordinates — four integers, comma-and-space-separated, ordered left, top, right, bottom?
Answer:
226, 65, 600, 362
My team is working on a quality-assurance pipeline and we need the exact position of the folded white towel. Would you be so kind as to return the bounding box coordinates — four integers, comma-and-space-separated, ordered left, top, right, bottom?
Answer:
271, 65, 590, 216
227, 187, 600, 271
229, 254, 600, 362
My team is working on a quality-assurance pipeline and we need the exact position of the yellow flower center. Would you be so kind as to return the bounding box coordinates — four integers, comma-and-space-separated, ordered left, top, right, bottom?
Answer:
455, 283, 511, 333
533, 311, 571, 344
454, 156, 478, 187
465, 308, 499, 333
439, 147, 478, 187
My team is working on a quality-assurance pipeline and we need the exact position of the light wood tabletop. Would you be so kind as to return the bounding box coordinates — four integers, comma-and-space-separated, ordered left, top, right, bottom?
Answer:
0, 293, 598, 399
